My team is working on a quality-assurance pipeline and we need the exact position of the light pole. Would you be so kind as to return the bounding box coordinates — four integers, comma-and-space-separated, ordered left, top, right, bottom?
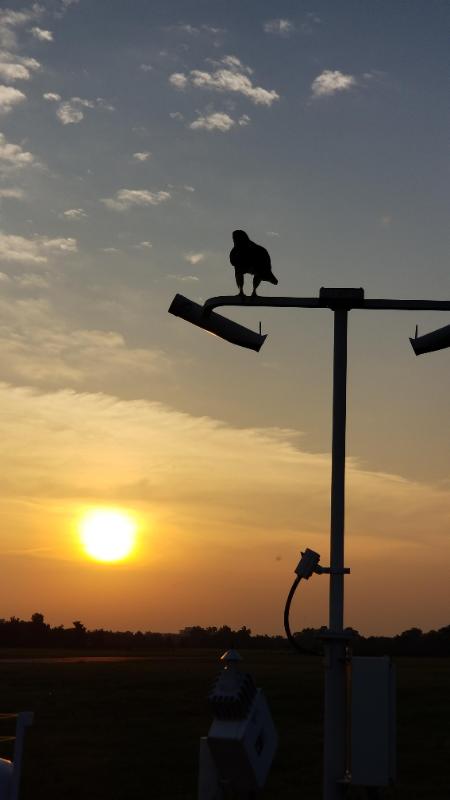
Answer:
169, 287, 449, 799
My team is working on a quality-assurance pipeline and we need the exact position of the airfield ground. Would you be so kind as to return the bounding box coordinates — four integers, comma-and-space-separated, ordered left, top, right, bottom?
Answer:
0, 650, 448, 799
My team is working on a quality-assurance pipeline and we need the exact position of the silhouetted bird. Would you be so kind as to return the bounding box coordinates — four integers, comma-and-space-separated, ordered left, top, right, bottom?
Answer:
229, 230, 278, 297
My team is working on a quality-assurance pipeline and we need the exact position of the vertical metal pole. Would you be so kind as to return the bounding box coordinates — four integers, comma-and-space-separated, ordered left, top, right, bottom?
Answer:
323, 308, 348, 800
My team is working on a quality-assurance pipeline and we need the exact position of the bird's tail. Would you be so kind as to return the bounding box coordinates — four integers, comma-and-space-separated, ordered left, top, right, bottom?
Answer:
268, 272, 278, 285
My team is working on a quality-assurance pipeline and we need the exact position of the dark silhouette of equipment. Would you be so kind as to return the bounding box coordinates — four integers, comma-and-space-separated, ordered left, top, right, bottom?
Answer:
230, 230, 278, 297
410, 323, 450, 355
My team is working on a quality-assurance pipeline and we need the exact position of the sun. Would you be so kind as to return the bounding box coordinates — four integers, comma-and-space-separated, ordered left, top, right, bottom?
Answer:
79, 509, 137, 563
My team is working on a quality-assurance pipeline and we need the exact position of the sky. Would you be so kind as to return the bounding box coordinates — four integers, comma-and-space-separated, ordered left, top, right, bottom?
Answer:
0, 0, 448, 636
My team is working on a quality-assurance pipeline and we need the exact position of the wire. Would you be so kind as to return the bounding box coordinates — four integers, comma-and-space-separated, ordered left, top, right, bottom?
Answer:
284, 577, 308, 653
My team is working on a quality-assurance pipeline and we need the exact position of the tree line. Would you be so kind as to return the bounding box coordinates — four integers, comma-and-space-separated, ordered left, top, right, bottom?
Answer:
0, 614, 448, 656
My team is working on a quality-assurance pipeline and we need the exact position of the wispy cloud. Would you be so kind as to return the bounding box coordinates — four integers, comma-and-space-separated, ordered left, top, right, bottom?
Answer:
132, 151, 151, 162
0, 5, 43, 49
0, 85, 26, 113
167, 274, 199, 282
43, 91, 60, 101
169, 73, 188, 90
169, 55, 279, 106
0, 186, 24, 200
101, 188, 171, 212
55, 0, 80, 19
187, 110, 249, 132
0, 232, 77, 264
62, 208, 87, 220
0, 300, 169, 390
311, 69, 356, 97
30, 27, 53, 42
55, 96, 114, 125
56, 96, 94, 124
184, 252, 204, 265
0, 51, 40, 84
189, 111, 235, 132
263, 19, 295, 36
0, 384, 447, 555
167, 23, 226, 37
0, 132, 35, 170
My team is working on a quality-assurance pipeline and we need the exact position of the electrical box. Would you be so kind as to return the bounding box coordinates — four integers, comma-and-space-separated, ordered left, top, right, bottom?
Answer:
351, 657, 396, 786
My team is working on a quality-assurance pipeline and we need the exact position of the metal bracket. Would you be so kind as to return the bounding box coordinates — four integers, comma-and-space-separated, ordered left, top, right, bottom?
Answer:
314, 566, 350, 575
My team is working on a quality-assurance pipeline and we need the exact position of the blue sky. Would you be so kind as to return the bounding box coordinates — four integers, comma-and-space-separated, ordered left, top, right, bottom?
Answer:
0, 1, 448, 633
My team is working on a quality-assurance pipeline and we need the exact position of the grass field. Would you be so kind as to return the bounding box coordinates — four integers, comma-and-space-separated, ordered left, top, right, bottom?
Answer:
0, 651, 448, 799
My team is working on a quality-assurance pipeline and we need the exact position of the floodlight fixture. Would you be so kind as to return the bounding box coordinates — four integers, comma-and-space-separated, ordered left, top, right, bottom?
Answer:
410, 323, 450, 355
168, 294, 267, 352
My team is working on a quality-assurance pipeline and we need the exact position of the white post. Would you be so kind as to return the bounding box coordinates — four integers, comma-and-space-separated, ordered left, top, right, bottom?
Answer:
323, 308, 349, 799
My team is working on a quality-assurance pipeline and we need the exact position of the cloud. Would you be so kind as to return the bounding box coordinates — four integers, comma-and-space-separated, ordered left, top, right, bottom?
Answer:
184, 185, 195, 192
0, 5, 43, 49
263, 19, 295, 36
167, 274, 199, 282
0, 132, 35, 170
56, 101, 83, 124
184, 252, 204, 265
0, 297, 170, 391
168, 23, 226, 37
266, 231, 280, 237
0, 62, 30, 81
30, 27, 53, 41
0, 51, 40, 83
55, 0, 80, 18
311, 69, 356, 97
0, 84, 26, 113
169, 72, 188, 90
238, 114, 250, 126
133, 241, 152, 250
0, 376, 447, 633
0, 232, 77, 264
132, 151, 151, 162
0, 384, 447, 555
140, 63, 152, 72
55, 96, 113, 124
0, 186, 24, 200
56, 96, 95, 125
43, 92, 60, 101
189, 111, 235, 132
62, 208, 87, 220
169, 55, 279, 106
101, 188, 171, 212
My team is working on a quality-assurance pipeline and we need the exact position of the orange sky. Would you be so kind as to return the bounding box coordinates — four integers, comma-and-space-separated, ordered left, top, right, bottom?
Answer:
1, 383, 448, 636
0, 1, 448, 638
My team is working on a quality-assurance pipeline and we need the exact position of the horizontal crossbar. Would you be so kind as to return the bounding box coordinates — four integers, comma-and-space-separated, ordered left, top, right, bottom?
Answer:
203, 295, 450, 313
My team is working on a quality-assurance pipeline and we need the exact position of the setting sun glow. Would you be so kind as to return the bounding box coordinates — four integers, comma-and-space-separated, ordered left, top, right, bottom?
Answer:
79, 510, 137, 563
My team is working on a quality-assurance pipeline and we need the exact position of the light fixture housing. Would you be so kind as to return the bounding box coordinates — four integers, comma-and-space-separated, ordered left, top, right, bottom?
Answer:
410, 323, 450, 355
168, 294, 267, 352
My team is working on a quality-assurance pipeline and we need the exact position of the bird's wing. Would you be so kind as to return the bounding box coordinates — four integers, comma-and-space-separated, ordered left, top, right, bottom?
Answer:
230, 247, 240, 268
250, 242, 272, 274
